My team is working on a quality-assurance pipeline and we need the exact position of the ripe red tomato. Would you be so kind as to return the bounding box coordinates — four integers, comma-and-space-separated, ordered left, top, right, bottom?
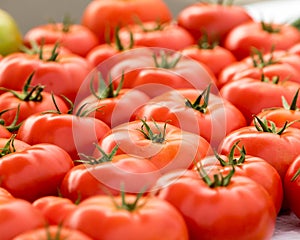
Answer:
23, 21, 99, 57
157, 170, 276, 240
177, 2, 253, 44
81, 0, 172, 43
224, 21, 300, 60
0, 198, 46, 240
12, 225, 93, 240
98, 120, 213, 173
63, 194, 189, 240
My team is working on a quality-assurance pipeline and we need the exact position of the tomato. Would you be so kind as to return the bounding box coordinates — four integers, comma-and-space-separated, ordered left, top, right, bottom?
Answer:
0, 73, 69, 126
0, 137, 74, 202
0, 198, 46, 240
0, 124, 12, 138
200, 143, 283, 214
218, 50, 300, 88
74, 72, 150, 128
81, 0, 172, 43
32, 196, 76, 225
12, 225, 93, 240
0, 187, 14, 201
23, 20, 99, 57
118, 21, 195, 51
289, 42, 300, 55
177, 1, 253, 44
133, 86, 246, 148
157, 169, 276, 240
220, 75, 300, 124
60, 153, 162, 202
63, 194, 189, 240
284, 155, 300, 218
0, 8, 22, 56
0, 45, 92, 102
16, 110, 111, 161
218, 117, 300, 181
97, 119, 213, 173
224, 21, 300, 60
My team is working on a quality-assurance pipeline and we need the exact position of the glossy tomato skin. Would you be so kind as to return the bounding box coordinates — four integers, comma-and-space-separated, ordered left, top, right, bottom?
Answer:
63, 195, 189, 240
0, 198, 46, 240
0, 52, 92, 102
118, 21, 195, 51
133, 88, 247, 148
60, 154, 162, 202
220, 77, 300, 124
218, 126, 300, 181
23, 23, 99, 57
0, 143, 74, 202
224, 21, 300, 60
32, 196, 76, 225
97, 120, 213, 173
157, 171, 276, 240
17, 113, 111, 161
177, 2, 253, 43
201, 154, 283, 214
284, 155, 300, 218
12, 225, 93, 240
81, 0, 172, 43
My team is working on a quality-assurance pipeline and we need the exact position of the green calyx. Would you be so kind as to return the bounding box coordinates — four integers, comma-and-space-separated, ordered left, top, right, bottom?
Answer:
261, 21, 281, 34
251, 47, 277, 69
260, 73, 280, 84
113, 25, 134, 51
0, 105, 22, 133
0, 72, 44, 102
282, 89, 299, 111
0, 134, 17, 157
185, 84, 211, 114
153, 50, 181, 69
197, 33, 219, 50
253, 115, 291, 135
137, 119, 167, 144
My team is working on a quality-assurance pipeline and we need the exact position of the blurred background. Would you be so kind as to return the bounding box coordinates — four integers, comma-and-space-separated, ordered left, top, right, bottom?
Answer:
0, 0, 296, 35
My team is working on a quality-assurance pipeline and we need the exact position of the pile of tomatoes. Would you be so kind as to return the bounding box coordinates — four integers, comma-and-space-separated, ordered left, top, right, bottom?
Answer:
1, 0, 300, 239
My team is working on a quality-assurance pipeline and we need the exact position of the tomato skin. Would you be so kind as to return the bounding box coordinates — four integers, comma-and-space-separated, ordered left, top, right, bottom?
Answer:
23, 23, 99, 57
32, 196, 76, 225
98, 120, 213, 172
0, 143, 74, 202
81, 0, 172, 43
16, 113, 111, 161
118, 21, 195, 51
201, 154, 283, 214
284, 155, 300, 218
220, 77, 300, 124
0, 198, 46, 240
218, 126, 300, 181
0, 126, 12, 138
12, 225, 93, 240
75, 88, 150, 128
63, 195, 189, 240
157, 171, 276, 240
289, 42, 300, 55
0, 187, 14, 201
60, 154, 162, 202
177, 2, 253, 43
0, 52, 92, 102
224, 21, 300, 60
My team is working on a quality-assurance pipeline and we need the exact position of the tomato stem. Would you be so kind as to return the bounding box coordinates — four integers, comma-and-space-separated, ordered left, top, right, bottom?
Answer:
185, 84, 211, 113
282, 89, 299, 111
261, 21, 281, 33
153, 50, 181, 69
215, 141, 246, 166
137, 119, 167, 144
253, 115, 290, 135
0, 134, 17, 157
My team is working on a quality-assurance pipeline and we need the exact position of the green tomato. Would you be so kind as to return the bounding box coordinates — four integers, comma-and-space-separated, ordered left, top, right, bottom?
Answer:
0, 8, 22, 56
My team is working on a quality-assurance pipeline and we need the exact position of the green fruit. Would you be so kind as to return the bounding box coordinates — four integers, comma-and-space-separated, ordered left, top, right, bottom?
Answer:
0, 8, 22, 56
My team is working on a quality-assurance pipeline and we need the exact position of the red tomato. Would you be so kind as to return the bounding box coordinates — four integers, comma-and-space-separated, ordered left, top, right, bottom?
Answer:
81, 0, 172, 43
218, 117, 300, 181
12, 225, 93, 240
133, 87, 246, 148
63, 194, 189, 240
17, 112, 110, 161
177, 2, 253, 44
0, 47, 92, 102
118, 21, 195, 51
0, 138, 74, 202
32, 196, 76, 225
0, 187, 14, 201
224, 21, 300, 60
0, 198, 46, 240
97, 120, 213, 173
157, 170, 276, 240
289, 42, 300, 55
218, 50, 300, 88
220, 76, 300, 124
0, 125, 12, 138
284, 155, 300, 218
23, 21, 99, 57
60, 153, 162, 202
0, 73, 69, 126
